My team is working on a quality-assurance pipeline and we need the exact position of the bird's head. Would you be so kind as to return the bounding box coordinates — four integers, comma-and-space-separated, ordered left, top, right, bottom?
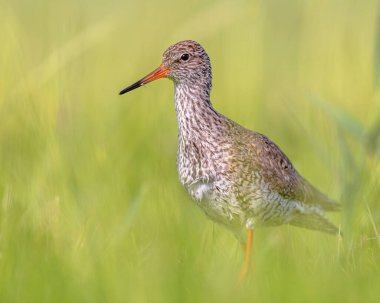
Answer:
119, 40, 212, 95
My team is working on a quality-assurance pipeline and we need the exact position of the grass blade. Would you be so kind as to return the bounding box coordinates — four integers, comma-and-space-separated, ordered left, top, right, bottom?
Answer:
308, 94, 365, 141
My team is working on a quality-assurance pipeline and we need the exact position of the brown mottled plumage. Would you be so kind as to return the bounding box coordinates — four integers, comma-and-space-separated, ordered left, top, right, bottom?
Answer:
119, 40, 341, 278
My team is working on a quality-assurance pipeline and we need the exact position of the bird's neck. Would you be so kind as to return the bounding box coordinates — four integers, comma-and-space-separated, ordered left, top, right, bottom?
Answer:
174, 81, 223, 141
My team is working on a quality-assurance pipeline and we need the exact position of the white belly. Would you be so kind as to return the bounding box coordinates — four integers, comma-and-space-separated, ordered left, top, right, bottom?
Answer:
187, 181, 211, 201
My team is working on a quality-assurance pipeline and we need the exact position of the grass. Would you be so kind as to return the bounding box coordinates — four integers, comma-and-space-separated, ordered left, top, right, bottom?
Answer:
1, 0, 380, 302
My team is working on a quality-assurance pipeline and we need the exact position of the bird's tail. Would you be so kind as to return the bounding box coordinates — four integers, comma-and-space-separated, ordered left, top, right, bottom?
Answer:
289, 210, 341, 235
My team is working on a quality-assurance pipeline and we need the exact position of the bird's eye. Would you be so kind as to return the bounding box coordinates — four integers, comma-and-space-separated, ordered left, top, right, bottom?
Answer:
180, 53, 190, 61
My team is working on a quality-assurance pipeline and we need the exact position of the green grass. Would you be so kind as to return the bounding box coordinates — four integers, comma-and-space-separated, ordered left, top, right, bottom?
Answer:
1, 0, 380, 302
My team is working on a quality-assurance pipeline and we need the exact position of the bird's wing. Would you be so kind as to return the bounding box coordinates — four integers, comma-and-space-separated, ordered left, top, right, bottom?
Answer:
241, 132, 340, 211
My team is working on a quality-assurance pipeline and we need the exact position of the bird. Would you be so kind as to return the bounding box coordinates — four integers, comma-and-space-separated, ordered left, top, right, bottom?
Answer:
119, 40, 341, 280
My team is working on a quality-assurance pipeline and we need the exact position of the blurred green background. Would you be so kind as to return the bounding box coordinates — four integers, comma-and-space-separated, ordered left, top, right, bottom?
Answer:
1, 0, 380, 302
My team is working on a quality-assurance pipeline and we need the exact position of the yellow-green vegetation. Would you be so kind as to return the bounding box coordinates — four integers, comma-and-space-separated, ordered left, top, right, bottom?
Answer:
1, 0, 379, 302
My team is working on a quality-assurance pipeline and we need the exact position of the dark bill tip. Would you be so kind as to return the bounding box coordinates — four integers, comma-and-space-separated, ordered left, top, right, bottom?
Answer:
119, 65, 170, 96
119, 80, 143, 95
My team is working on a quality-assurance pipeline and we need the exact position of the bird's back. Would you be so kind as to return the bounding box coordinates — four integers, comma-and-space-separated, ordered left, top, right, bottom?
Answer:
223, 120, 341, 234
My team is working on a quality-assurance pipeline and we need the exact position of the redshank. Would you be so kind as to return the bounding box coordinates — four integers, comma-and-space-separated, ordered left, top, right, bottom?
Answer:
119, 40, 341, 279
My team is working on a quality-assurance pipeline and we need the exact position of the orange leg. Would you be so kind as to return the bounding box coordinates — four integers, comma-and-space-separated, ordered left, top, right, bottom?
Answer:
239, 229, 253, 282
